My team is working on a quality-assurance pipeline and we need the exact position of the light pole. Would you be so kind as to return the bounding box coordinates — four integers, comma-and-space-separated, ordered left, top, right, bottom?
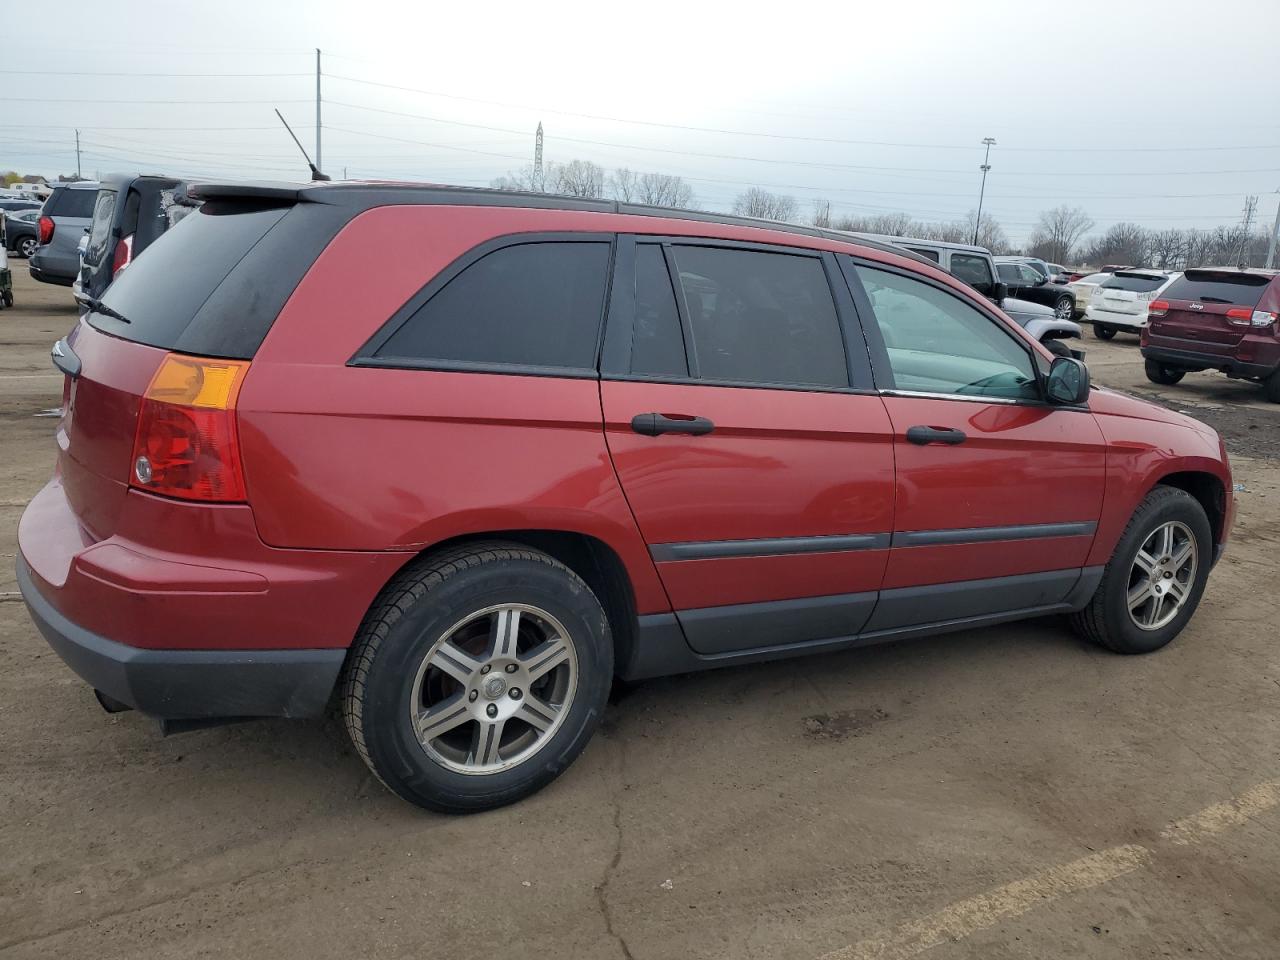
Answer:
973, 137, 996, 246
1267, 188, 1280, 269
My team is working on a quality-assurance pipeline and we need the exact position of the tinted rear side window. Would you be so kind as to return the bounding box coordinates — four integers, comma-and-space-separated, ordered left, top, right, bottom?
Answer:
51, 188, 97, 218
951, 253, 995, 296
670, 245, 848, 388
84, 190, 117, 266
95, 202, 289, 350
1101, 274, 1166, 293
1162, 273, 1270, 308
375, 241, 611, 371
907, 247, 940, 262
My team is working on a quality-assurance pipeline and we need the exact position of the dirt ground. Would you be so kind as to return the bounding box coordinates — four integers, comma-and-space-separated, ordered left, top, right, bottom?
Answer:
2, 267, 1278, 960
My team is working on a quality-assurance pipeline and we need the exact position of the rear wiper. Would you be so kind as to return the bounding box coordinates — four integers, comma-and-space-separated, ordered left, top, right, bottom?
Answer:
1196, 296, 1233, 304
75, 293, 131, 324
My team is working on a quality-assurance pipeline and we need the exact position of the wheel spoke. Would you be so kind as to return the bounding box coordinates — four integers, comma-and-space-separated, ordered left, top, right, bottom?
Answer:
1133, 549, 1158, 577
523, 635, 571, 682
428, 640, 483, 686
1156, 524, 1174, 560
1143, 593, 1164, 627
470, 719, 506, 767
515, 695, 558, 733
1127, 581, 1152, 611
415, 694, 472, 743
489, 608, 522, 659
1171, 540, 1194, 570
1167, 577, 1190, 602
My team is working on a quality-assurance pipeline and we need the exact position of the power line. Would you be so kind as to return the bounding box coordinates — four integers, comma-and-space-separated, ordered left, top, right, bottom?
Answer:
0, 69, 309, 77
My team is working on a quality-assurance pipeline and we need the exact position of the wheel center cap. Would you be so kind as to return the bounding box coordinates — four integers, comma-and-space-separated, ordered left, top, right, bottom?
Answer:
483, 675, 507, 700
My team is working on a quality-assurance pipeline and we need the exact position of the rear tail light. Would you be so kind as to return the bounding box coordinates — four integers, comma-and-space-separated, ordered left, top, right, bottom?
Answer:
37, 215, 54, 244
1148, 300, 1169, 317
111, 234, 134, 275
1251, 310, 1278, 328
130, 354, 249, 502
1226, 307, 1253, 325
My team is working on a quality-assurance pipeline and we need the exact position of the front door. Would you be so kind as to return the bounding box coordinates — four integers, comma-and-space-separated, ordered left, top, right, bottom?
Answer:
600, 237, 896, 655
843, 258, 1107, 633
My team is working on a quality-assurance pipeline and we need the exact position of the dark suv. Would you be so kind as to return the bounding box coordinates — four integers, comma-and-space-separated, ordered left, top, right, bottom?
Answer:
29, 181, 99, 286
1141, 268, 1280, 401
78, 174, 195, 301
19, 182, 1233, 812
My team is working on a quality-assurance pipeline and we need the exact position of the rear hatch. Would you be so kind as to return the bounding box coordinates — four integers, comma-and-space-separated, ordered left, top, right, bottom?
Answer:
1149, 270, 1274, 348
1093, 271, 1168, 316
55, 196, 324, 540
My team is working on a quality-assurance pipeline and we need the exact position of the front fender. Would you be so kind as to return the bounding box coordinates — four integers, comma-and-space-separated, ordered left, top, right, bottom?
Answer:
1024, 317, 1083, 341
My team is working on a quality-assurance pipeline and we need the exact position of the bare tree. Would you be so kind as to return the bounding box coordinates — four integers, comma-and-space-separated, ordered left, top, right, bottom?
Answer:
549, 159, 605, 199
607, 168, 639, 202
732, 187, 797, 221
812, 199, 832, 228
1081, 222, 1149, 267
1148, 228, 1187, 269
1028, 205, 1094, 263
635, 172, 694, 208
490, 166, 541, 192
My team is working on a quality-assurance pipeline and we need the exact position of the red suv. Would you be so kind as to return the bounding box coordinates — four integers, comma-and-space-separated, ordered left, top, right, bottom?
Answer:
1142, 267, 1280, 401
18, 183, 1233, 812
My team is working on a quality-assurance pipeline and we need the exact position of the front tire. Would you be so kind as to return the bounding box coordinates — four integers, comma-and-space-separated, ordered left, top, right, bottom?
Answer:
1265, 370, 1280, 404
1094, 323, 1116, 340
17, 236, 36, 258
1043, 338, 1073, 358
1145, 359, 1185, 386
341, 542, 613, 813
1070, 487, 1212, 654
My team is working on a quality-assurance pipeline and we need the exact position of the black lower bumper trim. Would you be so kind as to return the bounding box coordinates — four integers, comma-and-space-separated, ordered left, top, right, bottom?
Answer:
17, 556, 346, 719
1141, 345, 1275, 381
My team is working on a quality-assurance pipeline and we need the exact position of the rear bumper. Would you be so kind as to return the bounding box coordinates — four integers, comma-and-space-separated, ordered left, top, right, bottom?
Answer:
28, 252, 76, 286
18, 555, 345, 718
1087, 309, 1147, 330
1141, 344, 1276, 380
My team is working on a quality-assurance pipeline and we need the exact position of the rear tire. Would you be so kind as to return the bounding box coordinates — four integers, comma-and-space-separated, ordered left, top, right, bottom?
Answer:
1094, 323, 1116, 340
1144, 359, 1185, 386
341, 542, 613, 813
1265, 370, 1280, 404
1070, 487, 1212, 654
17, 236, 36, 258
1043, 338, 1073, 358
1053, 295, 1074, 320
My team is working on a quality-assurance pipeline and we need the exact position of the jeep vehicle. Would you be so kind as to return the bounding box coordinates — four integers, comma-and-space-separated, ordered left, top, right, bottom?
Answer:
20, 182, 1233, 812
1141, 267, 1280, 401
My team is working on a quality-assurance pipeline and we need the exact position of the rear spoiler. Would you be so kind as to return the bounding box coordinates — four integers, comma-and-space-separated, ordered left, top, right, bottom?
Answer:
1183, 268, 1273, 286
186, 181, 311, 204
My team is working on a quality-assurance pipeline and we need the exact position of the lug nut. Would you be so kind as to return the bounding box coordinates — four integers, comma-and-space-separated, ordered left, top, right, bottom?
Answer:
468, 690, 478, 702
505, 663, 518, 674
486, 703, 498, 718
509, 688, 523, 700
480, 664, 491, 674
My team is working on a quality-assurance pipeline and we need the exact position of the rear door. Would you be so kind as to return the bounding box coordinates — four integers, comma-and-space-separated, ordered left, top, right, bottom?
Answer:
1155, 271, 1274, 348
842, 258, 1106, 633
600, 236, 895, 655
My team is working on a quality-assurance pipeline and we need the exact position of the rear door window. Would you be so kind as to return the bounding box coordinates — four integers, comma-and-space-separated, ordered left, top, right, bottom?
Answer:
669, 245, 849, 388
1162, 273, 1270, 308
906, 247, 940, 262
631, 244, 688, 378
83, 190, 118, 266
951, 253, 995, 297
375, 241, 612, 372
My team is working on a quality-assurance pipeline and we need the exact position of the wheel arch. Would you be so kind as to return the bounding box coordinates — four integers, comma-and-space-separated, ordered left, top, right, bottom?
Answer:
1151, 470, 1228, 547
396, 529, 643, 677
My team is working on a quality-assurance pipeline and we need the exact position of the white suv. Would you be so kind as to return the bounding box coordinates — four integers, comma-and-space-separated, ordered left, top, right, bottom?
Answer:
1087, 270, 1181, 340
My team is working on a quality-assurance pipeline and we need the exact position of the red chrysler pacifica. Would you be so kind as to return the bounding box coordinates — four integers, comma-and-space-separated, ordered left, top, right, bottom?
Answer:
19, 182, 1233, 811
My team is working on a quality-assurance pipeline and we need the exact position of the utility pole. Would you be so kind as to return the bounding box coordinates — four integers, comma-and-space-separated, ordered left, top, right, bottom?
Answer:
74, 129, 81, 179
1237, 195, 1258, 266
973, 137, 996, 246
533, 122, 544, 192
315, 48, 322, 174
1267, 190, 1280, 269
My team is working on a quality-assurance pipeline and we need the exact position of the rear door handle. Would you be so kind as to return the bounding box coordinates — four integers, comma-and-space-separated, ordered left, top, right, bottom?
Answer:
906, 425, 966, 446
631, 413, 715, 437
51, 339, 81, 379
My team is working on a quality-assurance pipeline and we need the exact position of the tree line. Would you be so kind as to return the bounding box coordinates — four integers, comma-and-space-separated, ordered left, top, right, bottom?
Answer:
491, 160, 1274, 269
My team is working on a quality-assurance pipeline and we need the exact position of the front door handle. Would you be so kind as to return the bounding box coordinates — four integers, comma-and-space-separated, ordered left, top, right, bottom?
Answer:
631, 413, 715, 437
906, 425, 966, 446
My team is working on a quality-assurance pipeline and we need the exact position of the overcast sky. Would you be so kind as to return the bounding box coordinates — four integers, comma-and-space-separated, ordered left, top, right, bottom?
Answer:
3, 0, 1277, 245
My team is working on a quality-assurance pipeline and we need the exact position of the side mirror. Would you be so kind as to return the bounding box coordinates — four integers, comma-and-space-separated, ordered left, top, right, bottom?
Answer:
1034, 275, 1048, 287
1046, 356, 1090, 405
993, 281, 1009, 303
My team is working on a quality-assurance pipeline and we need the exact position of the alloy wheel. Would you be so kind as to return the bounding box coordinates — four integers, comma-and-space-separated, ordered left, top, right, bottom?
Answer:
18, 237, 36, 258
410, 603, 578, 775
1055, 298, 1073, 319
1126, 521, 1197, 631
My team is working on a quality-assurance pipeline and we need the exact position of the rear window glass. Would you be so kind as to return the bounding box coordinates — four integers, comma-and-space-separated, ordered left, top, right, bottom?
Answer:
94, 203, 289, 350
84, 190, 117, 266
375, 241, 611, 371
50, 188, 97, 219
1101, 274, 1166, 293
1162, 273, 1271, 308
951, 253, 995, 296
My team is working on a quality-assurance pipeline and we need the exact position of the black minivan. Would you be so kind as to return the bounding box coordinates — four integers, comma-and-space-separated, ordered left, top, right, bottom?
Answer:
78, 174, 198, 301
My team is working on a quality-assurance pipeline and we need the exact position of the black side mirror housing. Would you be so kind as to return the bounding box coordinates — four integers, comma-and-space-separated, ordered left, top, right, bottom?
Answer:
1046, 356, 1090, 405
1034, 275, 1048, 286
993, 281, 1009, 303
